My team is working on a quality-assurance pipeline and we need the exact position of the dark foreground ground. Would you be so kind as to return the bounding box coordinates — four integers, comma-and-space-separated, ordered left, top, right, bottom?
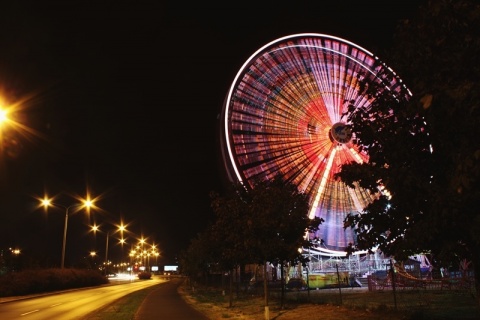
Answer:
180, 280, 480, 320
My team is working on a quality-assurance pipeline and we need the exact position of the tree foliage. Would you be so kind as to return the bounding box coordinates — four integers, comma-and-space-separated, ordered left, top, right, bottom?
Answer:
178, 229, 217, 281
245, 175, 323, 266
209, 175, 322, 310
335, 0, 480, 303
205, 175, 324, 270
182, 175, 322, 310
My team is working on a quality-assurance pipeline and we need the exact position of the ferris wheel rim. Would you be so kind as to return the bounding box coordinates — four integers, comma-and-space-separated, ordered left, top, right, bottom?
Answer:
221, 33, 407, 253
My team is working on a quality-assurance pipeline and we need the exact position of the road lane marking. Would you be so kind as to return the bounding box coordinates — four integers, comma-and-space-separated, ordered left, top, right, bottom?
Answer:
21, 310, 39, 316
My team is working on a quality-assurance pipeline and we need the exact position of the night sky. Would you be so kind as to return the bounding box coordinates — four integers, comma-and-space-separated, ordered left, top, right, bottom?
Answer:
0, 1, 424, 266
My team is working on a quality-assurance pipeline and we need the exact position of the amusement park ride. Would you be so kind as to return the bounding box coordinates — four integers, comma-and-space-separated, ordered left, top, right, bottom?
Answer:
220, 34, 433, 286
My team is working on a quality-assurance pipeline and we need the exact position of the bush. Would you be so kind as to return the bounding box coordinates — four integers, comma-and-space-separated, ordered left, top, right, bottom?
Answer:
0, 268, 108, 297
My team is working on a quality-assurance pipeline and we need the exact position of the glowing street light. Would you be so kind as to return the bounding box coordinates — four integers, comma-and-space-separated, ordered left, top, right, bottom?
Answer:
89, 251, 97, 268
0, 107, 10, 182
0, 102, 26, 159
41, 197, 94, 269
0, 109, 8, 125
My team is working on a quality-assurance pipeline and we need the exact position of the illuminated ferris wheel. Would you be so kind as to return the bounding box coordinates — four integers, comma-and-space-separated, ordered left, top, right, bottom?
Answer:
220, 33, 406, 253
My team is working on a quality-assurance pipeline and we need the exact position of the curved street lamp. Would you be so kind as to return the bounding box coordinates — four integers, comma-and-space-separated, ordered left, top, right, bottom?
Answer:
91, 222, 128, 275
41, 197, 94, 269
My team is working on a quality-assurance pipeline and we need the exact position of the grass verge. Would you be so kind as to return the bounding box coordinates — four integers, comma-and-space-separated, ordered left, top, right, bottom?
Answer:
81, 285, 158, 320
181, 284, 480, 320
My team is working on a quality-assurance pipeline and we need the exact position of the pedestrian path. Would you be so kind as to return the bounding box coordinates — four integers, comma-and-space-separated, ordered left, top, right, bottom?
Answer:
134, 277, 209, 319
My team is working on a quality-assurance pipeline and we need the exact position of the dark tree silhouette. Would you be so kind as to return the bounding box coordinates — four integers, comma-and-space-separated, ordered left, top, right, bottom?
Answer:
202, 175, 322, 313
335, 0, 480, 306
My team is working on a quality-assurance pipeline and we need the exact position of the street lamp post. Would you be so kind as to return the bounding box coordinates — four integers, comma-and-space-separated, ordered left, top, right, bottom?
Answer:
119, 238, 126, 272
105, 230, 109, 275
92, 222, 128, 275
61, 204, 75, 269
41, 198, 93, 269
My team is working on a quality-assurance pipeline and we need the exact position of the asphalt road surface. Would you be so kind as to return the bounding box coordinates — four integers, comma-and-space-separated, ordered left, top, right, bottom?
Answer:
0, 276, 208, 320
0, 278, 162, 320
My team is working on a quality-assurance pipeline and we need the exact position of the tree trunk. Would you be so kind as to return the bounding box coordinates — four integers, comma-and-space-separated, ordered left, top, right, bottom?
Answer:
263, 261, 269, 320
236, 266, 240, 298
229, 269, 233, 308
280, 262, 285, 309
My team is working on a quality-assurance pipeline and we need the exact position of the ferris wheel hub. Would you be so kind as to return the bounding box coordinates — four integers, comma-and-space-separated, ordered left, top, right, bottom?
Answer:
329, 122, 352, 144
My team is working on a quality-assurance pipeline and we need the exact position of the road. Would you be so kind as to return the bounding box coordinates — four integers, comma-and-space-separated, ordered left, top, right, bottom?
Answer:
0, 277, 165, 320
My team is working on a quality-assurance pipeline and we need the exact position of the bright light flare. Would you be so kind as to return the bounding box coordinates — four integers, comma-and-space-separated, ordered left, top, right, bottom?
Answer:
0, 109, 8, 125
91, 224, 100, 233
41, 198, 52, 207
0, 91, 49, 144
115, 220, 131, 235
